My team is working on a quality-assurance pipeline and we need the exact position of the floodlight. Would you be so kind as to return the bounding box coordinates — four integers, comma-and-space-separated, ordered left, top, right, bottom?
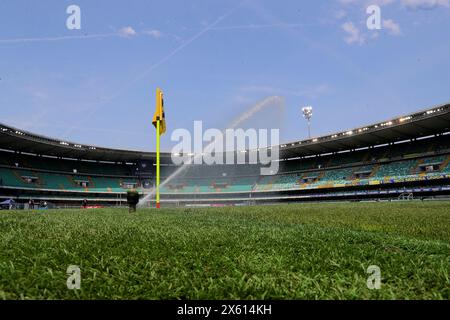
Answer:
301, 106, 313, 138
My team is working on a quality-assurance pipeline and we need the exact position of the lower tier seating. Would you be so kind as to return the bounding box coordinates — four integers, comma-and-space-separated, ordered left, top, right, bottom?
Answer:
1, 154, 449, 194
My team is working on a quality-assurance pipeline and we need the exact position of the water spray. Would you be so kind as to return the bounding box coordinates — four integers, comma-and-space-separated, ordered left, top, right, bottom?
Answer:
138, 96, 285, 208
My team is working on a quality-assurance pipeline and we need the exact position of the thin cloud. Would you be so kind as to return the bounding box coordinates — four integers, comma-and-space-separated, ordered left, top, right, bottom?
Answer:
0, 26, 139, 44
0, 33, 117, 44
342, 22, 365, 45
334, 10, 348, 20
401, 0, 450, 9
338, 0, 449, 9
241, 84, 331, 99
61, 3, 243, 139
118, 26, 137, 38
383, 19, 402, 35
369, 0, 396, 6
143, 29, 163, 39
339, 0, 395, 6
207, 22, 324, 31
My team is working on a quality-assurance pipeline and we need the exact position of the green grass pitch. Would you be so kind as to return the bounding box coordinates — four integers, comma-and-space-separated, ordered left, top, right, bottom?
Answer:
0, 201, 449, 299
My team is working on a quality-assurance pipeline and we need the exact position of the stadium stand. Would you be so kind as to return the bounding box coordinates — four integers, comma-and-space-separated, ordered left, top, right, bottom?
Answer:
0, 103, 449, 207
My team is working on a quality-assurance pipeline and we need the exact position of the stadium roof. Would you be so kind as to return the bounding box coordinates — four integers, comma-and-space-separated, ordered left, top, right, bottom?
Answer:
279, 102, 450, 159
0, 102, 449, 163
0, 124, 165, 162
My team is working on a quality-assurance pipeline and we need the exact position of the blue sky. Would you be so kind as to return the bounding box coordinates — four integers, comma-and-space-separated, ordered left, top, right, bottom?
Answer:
0, 0, 449, 152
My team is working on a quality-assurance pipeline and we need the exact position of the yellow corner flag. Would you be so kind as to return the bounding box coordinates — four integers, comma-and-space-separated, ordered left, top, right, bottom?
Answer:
152, 88, 165, 209
152, 88, 166, 135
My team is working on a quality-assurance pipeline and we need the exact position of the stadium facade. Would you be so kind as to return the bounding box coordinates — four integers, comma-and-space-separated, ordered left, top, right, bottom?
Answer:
0, 103, 449, 208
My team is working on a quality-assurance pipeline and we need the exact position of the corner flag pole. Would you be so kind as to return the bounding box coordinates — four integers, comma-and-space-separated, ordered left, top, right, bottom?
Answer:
152, 87, 165, 209
156, 117, 161, 209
